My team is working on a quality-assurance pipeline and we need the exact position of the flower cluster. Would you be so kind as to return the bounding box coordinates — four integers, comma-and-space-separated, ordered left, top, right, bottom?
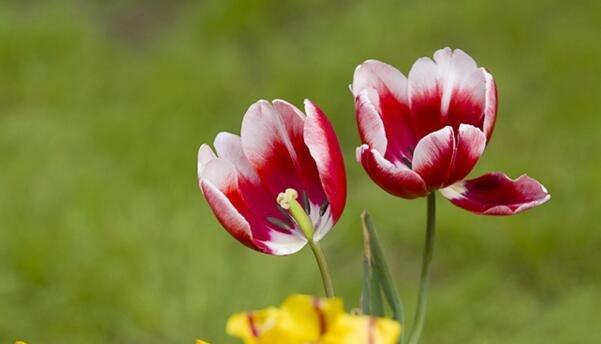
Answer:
197, 48, 550, 343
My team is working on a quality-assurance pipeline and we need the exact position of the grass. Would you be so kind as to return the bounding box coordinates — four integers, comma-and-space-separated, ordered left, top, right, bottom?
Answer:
0, 0, 600, 342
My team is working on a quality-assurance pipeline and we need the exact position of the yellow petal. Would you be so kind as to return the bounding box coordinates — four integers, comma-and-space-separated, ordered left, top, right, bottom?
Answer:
278, 294, 344, 341
16, 342, 27, 344
321, 314, 401, 344
226, 307, 280, 344
195, 340, 210, 344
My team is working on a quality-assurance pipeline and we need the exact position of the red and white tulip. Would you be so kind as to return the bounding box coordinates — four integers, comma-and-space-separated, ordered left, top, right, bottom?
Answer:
197, 99, 346, 255
352, 47, 549, 215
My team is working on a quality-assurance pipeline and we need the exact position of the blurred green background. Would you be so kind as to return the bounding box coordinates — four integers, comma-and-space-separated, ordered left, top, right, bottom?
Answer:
1, 0, 599, 343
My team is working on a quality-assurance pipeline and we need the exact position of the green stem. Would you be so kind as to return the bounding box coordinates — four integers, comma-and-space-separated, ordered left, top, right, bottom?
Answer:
408, 193, 437, 344
308, 240, 335, 298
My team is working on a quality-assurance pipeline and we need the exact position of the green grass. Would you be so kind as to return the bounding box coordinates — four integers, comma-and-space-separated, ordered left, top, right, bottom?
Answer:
1, 0, 600, 343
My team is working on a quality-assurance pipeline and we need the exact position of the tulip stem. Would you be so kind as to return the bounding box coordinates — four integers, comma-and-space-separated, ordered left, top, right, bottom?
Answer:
408, 192, 437, 344
308, 240, 335, 298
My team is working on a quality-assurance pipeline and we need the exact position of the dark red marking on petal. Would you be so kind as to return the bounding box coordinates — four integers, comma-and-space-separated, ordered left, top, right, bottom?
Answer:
368, 317, 376, 344
247, 312, 259, 337
313, 297, 327, 335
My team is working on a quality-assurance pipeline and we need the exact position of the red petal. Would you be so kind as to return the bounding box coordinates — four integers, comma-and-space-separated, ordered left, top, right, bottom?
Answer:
241, 100, 326, 206
409, 48, 487, 138
408, 56, 443, 137
213, 132, 291, 226
354, 89, 387, 154
482, 69, 498, 142
357, 145, 427, 199
199, 159, 261, 251
200, 179, 259, 251
273, 99, 327, 206
412, 126, 456, 190
352, 59, 408, 103
199, 159, 306, 255
446, 124, 486, 185
304, 99, 347, 223
353, 60, 417, 163
440, 172, 550, 215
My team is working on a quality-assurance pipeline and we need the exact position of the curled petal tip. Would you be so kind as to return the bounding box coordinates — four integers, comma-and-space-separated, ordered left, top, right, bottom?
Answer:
303, 98, 317, 112
197, 144, 216, 179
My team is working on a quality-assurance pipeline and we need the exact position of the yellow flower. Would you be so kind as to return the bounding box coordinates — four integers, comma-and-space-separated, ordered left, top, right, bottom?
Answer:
227, 294, 400, 344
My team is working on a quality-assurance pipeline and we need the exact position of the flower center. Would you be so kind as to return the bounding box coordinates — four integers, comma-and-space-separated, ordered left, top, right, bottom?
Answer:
277, 188, 315, 241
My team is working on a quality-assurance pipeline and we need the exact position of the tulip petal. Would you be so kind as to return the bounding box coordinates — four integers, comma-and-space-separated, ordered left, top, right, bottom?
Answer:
199, 160, 257, 251
412, 126, 456, 190
409, 48, 487, 138
273, 99, 327, 205
483, 69, 498, 142
352, 59, 408, 103
408, 56, 443, 137
304, 99, 347, 223
280, 294, 344, 339
241, 100, 304, 195
214, 132, 260, 183
213, 132, 294, 228
354, 89, 387, 154
357, 144, 428, 199
353, 60, 416, 164
435, 48, 487, 130
322, 314, 401, 344
440, 172, 550, 215
197, 144, 216, 178
226, 307, 281, 340
446, 124, 486, 185
241, 100, 326, 206
200, 159, 306, 255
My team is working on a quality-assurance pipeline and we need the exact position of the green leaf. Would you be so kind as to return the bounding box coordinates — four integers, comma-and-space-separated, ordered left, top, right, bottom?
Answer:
361, 219, 384, 316
361, 210, 405, 326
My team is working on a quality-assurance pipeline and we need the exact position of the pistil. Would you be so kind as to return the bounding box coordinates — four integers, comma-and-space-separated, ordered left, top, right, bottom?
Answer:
277, 188, 314, 241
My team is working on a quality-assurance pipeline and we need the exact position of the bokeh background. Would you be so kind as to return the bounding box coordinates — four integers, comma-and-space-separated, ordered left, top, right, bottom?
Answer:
1, 0, 600, 343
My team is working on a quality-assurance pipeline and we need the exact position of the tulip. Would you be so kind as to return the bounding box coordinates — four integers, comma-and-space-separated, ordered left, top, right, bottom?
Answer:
351, 48, 550, 344
197, 99, 346, 296
352, 47, 549, 215
227, 294, 401, 344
